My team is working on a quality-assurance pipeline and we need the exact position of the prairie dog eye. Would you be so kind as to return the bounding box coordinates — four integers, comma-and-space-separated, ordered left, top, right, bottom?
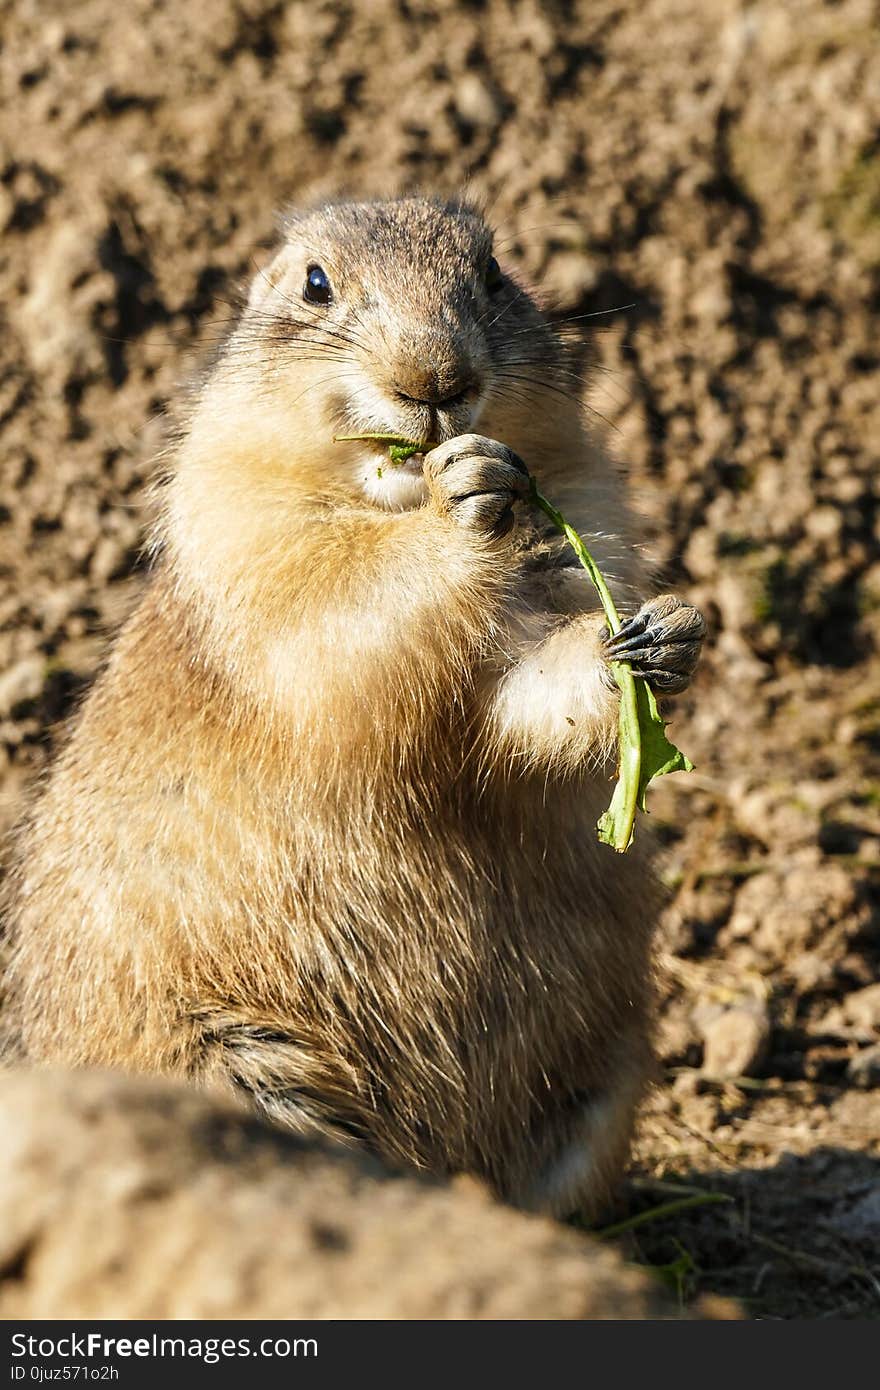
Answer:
485, 255, 503, 293
304, 264, 333, 305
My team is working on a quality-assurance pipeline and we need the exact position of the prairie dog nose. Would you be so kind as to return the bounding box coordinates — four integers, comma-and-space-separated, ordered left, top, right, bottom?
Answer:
392, 336, 480, 406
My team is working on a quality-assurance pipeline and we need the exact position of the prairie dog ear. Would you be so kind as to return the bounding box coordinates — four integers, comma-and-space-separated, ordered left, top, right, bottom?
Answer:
247, 246, 296, 312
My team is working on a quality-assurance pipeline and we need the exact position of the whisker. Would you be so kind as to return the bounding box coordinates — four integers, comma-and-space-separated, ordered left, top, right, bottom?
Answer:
475, 292, 525, 336
548, 304, 640, 326
495, 370, 587, 413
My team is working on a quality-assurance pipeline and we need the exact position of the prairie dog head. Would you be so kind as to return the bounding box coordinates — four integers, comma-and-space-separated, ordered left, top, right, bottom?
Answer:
204, 197, 569, 510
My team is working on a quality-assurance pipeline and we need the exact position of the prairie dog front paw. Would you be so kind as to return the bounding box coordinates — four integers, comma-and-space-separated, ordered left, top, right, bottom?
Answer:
424, 434, 530, 536
604, 594, 706, 694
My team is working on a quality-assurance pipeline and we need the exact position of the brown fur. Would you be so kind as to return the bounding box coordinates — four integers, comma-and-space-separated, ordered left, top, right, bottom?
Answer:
2, 196, 677, 1216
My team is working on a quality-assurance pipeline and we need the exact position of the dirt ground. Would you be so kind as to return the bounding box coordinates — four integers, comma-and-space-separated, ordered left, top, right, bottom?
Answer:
1, 0, 878, 1320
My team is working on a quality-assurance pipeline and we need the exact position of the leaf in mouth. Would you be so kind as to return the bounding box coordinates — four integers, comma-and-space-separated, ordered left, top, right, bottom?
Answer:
334, 433, 426, 468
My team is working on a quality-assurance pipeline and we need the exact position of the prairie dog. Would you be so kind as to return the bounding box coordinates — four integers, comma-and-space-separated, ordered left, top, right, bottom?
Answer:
2, 197, 704, 1216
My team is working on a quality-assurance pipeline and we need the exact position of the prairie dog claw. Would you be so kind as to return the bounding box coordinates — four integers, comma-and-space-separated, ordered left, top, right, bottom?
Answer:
604, 595, 706, 695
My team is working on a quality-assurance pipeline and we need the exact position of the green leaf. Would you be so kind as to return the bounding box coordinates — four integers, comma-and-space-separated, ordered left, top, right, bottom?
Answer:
637, 682, 693, 807
334, 433, 425, 466
529, 480, 693, 852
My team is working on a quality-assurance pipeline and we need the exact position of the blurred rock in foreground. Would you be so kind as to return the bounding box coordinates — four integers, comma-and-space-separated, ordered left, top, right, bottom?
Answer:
0, 1068, 739, 1320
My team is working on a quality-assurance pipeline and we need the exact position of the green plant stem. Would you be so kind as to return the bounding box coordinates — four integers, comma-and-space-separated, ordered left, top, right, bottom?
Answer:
596, 1192, 734, 1241
529, 479, 642, 852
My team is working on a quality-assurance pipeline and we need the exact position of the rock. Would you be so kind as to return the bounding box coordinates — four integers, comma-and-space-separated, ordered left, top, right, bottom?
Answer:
696, 1000, 770, 1079
453, 74, 500, 128
0, 656, 44, 717
545, 251, 599, 304
831, 1187, 880, 1242
847, 1043, 880, 1090
657, 1010, 701, 1067
89, 534, 129, 584
15, 221, 107, 382
843, 985, 880, 1035
723, 864, 872, 965
0, 1068, 740, 1320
